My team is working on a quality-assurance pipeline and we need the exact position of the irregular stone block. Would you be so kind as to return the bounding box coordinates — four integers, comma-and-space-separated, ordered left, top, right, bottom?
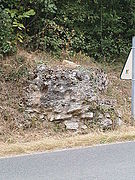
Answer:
101, 118, 112, 129
81, 125, 87, 130
81, 112, 94, 119
105, 113, 111, 118
62, 60, 80, 69
39, 114, 44, 120
98, 114, 104, 119
67, 104, 82, 114
64, 120, 79, 130
50, 114, 72, 122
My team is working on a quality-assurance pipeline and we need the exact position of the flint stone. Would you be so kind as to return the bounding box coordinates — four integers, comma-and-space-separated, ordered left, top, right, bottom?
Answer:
50, 114, 72, 122
54, 108, 62, 113
37, 64, 47, 72
90, 96, 97, 101
62, 60, 80, 69
25, 108, 40, 113
81, 112, 94, 119
105, 113, 111, 118
101, 119, 112, 129
67, 104, 82, 114
81, 125, 87, 130
64, 120, 79, 130
33, 76, 43, 87
39, 114, 44, 120
28, 72, 35, 80
25, 108, 34, 113
29, 84, 39, 91
98, 114, 104, 119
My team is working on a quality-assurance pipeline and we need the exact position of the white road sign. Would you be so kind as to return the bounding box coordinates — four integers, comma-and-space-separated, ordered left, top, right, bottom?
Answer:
121, 49, 132, 80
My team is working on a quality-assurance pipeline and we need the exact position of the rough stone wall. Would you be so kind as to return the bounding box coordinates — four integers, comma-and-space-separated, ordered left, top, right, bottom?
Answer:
25, 63, 122, 131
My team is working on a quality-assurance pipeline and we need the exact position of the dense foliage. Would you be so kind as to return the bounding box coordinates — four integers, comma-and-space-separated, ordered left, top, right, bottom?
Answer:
0, 0, 135, 60
0, 7, 15, 55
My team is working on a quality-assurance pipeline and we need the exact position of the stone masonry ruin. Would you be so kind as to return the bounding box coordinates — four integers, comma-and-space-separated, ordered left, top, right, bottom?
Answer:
25, 63, 122, 132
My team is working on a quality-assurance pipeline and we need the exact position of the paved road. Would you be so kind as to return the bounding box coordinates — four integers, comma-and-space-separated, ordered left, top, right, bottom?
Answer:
0, 142, 135, 180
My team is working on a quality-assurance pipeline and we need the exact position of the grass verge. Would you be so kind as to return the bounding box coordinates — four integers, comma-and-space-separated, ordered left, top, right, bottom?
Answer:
1, 126, 135, 158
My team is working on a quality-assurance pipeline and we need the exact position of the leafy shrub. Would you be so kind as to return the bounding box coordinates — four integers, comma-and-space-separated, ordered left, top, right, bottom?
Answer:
1, 0, 135, 61
25, 0, 135, 60
0, 7, 15, 55
0, 0, 35, 55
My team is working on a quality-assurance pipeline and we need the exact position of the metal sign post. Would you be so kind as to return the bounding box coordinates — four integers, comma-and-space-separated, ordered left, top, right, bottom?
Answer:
131, 37, 135, 120
121, 37, 135, 121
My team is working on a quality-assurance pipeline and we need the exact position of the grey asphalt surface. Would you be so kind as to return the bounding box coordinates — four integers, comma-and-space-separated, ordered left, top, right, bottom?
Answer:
0, 142, 135, 180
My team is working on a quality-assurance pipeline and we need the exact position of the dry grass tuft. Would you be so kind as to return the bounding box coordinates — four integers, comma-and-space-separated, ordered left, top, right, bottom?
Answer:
0, 126, 135, 157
